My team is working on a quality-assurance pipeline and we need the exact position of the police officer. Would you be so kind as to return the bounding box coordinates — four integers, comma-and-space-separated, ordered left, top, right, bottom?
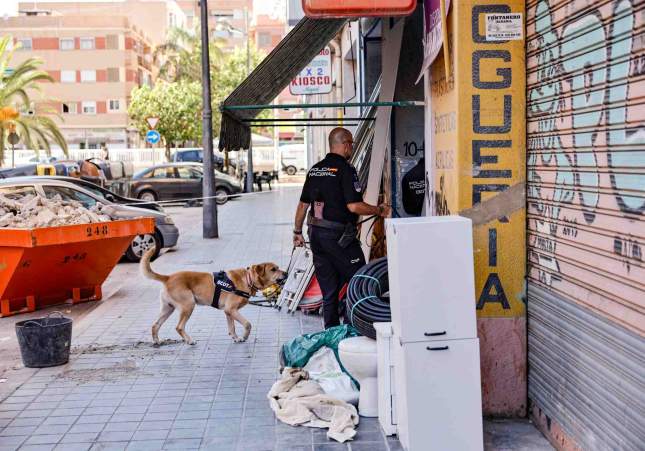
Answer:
293, 127, 390, 329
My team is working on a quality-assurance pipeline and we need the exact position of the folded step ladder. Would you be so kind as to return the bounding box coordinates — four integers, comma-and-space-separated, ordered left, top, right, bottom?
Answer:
276, 246, 315, 314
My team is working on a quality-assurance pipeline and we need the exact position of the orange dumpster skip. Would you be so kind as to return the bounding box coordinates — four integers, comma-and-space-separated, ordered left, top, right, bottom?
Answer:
0, 218, 154, 317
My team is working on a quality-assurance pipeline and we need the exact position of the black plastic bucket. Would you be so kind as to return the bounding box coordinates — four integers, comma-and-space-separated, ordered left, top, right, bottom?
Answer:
15, 312, 73, 368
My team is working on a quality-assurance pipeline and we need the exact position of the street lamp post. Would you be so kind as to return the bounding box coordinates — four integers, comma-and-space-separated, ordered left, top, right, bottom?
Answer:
200, 0, 218, 238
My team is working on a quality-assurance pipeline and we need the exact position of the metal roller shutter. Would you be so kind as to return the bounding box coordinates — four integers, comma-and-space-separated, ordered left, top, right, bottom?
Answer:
526, 0, 645, 448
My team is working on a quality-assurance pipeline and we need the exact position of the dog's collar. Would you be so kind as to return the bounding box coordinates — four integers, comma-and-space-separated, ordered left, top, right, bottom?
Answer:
246, 271, 260, 295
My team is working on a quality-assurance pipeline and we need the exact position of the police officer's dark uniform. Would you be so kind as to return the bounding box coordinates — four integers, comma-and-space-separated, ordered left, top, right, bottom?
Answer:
401, 157, 426, 216
299, 153, 366, 328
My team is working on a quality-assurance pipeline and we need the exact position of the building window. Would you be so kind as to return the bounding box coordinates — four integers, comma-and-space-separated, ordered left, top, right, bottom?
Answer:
108, 100, 120, 111
61, 70, 75, 83
106, 34, 118, 50
82, 101, 96, 114
80, 70, 96, 82
60, 38, 74, 50
258, 32, 271, 47
107, 68, 119, 82
62, 103, 77, 114
16, 38, 32, 50
80, 37, 95, 50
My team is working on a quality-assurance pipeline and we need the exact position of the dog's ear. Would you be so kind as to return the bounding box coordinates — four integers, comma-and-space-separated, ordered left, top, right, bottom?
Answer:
252, 264, 266, 280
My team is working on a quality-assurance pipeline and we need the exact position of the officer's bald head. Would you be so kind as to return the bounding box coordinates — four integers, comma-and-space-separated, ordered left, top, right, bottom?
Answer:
329, 127, 353, 159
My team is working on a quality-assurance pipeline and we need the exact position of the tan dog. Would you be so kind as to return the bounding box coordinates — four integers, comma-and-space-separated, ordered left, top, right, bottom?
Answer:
141, 249, 287, 345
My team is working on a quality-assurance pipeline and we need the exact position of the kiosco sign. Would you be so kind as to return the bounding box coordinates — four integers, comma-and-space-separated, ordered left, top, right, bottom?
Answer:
302, 0, 416, 17
290, 47, 332, 95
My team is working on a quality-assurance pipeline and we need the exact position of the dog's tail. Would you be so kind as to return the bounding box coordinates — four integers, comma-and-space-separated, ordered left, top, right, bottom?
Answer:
140, 248, 169, 283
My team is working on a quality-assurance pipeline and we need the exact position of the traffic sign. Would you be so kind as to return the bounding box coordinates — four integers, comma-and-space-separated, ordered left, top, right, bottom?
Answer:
290, 47, 332, 95
146, 116, 160, 129
146, 130, 161, 144
7, 132, 19, 145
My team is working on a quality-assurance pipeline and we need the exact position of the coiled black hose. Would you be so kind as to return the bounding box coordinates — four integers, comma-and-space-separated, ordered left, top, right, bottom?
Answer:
346, 257, 390, 339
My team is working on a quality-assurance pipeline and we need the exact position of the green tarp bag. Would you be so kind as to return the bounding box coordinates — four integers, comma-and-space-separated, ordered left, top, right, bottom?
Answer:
280, 324, 360, 371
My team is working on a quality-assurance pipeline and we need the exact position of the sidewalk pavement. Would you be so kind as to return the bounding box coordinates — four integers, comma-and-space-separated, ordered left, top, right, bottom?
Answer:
0, 186, 552, 451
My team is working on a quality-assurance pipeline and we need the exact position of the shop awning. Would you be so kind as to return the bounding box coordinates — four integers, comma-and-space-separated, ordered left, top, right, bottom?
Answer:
218, 17, 346, 151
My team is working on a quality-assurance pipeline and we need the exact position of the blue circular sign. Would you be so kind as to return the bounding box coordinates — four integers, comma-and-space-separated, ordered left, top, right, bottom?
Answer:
146, 130, 161, 144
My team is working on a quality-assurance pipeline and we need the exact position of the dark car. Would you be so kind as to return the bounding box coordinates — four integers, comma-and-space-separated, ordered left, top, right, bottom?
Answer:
130, 163, 242, 205
172, 149, 224, 168
17, 176, 163, 212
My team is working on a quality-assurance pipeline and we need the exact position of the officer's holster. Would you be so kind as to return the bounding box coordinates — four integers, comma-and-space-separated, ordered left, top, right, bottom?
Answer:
307, 214, 357, 249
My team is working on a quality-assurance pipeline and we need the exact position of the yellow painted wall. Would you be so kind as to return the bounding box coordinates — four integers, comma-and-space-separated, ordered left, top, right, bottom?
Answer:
429, 0, 527, 415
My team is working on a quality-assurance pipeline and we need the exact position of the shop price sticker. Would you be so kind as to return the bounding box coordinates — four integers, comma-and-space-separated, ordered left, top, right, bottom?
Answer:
485, 13, 523, 41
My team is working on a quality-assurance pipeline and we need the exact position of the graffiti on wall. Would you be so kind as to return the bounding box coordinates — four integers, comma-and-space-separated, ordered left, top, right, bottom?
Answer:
527, 0, 645, 327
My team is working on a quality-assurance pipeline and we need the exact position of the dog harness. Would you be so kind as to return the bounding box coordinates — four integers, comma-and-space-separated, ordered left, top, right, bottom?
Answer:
211, 271, 251, 309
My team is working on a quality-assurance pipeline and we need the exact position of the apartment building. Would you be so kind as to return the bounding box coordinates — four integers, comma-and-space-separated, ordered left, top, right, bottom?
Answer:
1, 1, 186, 149
176, 0, 253, 53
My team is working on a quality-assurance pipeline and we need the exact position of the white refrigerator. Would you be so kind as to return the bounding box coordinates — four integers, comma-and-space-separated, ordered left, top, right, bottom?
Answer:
385, 216, 484, 451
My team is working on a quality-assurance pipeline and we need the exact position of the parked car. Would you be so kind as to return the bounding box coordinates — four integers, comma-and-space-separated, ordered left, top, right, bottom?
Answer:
0, 179, 179, 262
130, 163, 242, 205
172, 148, 225, 168
16, 176, 164, 212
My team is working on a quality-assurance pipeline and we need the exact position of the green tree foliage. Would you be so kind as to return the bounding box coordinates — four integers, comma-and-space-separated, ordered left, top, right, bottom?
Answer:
128, 81, 202, 159
134, 27, 270, 153
0, 36, 67, 164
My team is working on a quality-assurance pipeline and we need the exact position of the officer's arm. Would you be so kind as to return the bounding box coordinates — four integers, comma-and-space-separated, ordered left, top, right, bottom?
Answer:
347, 201, 383, 216
294, 201, 309, 232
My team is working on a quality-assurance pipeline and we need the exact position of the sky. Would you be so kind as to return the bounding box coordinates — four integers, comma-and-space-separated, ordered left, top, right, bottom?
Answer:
0, 1, 285, 18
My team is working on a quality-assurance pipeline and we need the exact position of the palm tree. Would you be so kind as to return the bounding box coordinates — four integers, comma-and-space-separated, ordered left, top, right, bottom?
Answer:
0, 36, 67, 165
153, 25, 225, 83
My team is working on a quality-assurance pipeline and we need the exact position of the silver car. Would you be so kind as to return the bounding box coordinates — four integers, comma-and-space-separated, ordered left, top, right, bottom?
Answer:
0, 178, 179, 262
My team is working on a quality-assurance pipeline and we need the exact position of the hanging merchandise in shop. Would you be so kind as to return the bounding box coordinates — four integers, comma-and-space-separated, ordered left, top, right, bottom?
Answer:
302, 0, 417, 18
417, 0, 451, 81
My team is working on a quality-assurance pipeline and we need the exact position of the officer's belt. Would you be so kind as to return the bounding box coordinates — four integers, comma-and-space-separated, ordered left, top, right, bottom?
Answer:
307, 214, 347, 231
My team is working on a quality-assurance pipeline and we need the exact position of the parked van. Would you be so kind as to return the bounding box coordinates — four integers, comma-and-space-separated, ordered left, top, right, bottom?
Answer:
280, 143, 307, 176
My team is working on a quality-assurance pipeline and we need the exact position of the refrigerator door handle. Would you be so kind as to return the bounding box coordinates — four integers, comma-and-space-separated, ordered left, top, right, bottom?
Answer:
426, 346, 449, 351
424, 331, 447, 337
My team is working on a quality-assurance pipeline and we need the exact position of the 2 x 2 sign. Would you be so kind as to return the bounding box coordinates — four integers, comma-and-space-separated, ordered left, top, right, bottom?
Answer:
290, 46, 332, 96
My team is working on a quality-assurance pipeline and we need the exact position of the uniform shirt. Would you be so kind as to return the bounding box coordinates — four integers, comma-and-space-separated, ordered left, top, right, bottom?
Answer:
300, 153, 363, 225
401, 157, 426, 216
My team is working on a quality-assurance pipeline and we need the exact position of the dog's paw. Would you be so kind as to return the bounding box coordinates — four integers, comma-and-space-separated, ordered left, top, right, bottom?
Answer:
232, 337, 245, 343
152, 342, 161, 348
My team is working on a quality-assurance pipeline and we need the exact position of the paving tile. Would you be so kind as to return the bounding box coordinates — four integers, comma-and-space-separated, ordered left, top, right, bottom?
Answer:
23, 434, 63, 445
166, 428, 204, 440
312, 444, 349, 451
161, 438, 201, 450
349, 442, 388, 451
89, 442, 129, 451
6, 417, 43, 427
125, 440, 165, 450
75, 415, 112, 425
132, 429, 168, 441
18, 445, 56, 451
137, 421, 173, 431
68, 423, 104, 434
198, 436, 237, 451
96, 430, 135, 442
53, 443, 91, 451
59, 432, 99, 443
102, 422, 139, 433
0, 425, 37, 436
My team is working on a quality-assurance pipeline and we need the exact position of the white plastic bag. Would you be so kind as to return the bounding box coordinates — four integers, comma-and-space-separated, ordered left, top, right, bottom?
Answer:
303, 347, 359, 405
